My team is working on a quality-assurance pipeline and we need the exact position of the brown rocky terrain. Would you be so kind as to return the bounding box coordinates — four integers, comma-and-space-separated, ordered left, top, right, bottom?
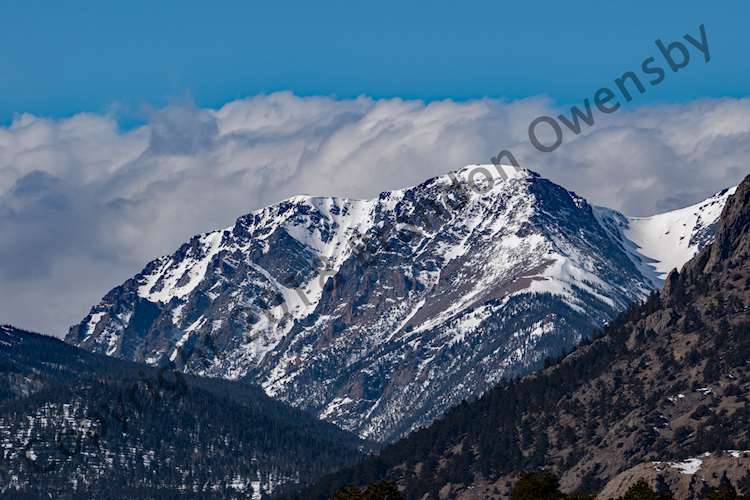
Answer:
598, 451, 750, 499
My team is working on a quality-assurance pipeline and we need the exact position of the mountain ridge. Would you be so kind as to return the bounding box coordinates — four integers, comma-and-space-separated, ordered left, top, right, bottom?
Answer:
66, 165, 734, 442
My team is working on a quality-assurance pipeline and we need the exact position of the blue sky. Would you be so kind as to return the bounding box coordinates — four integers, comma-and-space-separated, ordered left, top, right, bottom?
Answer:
2, 1, 750, 335
1, 1, 747, 125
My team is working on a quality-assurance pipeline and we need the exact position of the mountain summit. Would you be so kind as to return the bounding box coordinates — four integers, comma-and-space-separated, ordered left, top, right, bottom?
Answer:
66, 165, 732, 442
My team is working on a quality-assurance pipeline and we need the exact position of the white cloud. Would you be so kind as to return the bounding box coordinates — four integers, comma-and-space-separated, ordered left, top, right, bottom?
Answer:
1, 92, 748, 336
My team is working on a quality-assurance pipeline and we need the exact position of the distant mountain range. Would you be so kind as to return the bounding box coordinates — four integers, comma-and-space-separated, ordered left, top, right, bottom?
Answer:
284, 173, 750, 499
66, 165, 735, 443
0, 325, 367, 499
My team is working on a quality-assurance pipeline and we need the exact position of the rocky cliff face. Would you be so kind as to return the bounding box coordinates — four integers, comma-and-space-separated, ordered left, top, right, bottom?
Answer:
66, 165, 730, 442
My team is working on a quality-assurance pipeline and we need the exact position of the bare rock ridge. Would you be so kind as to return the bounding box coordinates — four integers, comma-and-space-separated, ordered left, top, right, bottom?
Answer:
66, 165, 735, 442
702, 176, 750, 274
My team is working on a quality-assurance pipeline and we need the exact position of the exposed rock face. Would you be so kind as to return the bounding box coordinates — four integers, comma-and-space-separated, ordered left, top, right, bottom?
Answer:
701, 178, 750, 274
66, 165, 730, 442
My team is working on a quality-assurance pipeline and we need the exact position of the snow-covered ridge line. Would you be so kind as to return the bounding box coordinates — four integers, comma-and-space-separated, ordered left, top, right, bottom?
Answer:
134, 164, 529, 308
595, 186, 736, 287
625, 186, 736, 280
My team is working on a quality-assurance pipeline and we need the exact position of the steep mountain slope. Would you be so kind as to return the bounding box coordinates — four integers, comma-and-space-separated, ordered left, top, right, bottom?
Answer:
67, 165, 662, 442
0, 325, 366, 499
595, 187, 736, 285
284, 173, 750, 500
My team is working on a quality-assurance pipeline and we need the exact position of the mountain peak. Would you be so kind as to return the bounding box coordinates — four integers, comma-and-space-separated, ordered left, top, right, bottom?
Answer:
65, 165, 734, 442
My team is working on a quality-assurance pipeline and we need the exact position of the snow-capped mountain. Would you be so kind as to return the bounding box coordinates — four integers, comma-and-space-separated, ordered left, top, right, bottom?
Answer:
66, 165, 732, 442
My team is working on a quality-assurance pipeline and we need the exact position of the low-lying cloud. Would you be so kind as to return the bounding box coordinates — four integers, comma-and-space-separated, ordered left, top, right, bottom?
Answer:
1, 92, 749, 336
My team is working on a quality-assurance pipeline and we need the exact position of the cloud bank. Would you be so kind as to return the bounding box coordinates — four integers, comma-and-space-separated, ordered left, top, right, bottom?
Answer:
1, 92, 749, 336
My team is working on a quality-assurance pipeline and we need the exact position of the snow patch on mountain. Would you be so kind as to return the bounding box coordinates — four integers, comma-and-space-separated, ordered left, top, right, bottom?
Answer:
625, 187, 735, 280
139, 230, 226, 303
595, 187, 735, 286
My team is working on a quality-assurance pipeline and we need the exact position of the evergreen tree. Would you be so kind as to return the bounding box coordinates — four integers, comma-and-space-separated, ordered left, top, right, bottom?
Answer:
619, 479, 673, 500
706, 473, 747, 500
332, 481, 403, 500
511, 472, 565, 500
362, 481, 403, 500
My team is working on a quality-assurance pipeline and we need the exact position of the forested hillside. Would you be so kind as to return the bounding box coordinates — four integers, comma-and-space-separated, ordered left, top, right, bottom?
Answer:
0, 326, 368, 499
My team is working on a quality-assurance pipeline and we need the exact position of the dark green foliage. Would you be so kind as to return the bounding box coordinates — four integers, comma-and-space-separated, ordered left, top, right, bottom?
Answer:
705, 473, 748, 499
506, 472, 595, 500
673, 425, 693, 443
334, 486, 369, 500
690, 404, 711, 420
332, 481, 403, 499
566, 493, 597, 500
738, 471, 750, 496
703, 356, 723, 382
706, 485, 748, 499
511, 472, 565, 500
0, 326, 368, 499
619, 479, 673, 500
685, 348, 701, 366
510, 472, 596, 500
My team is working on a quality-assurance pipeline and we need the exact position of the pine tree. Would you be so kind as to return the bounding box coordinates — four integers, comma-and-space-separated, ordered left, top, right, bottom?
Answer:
511, 472, 565, 500
619, 479, 673, 500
